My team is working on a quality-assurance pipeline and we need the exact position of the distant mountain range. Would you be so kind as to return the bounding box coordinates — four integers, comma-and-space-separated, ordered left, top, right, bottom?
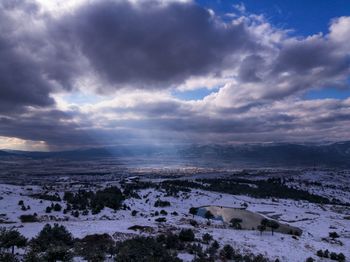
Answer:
1, 141, 350, 168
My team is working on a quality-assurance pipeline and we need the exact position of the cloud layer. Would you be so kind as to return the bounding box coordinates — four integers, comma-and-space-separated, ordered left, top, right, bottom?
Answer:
0, 0, 350, 150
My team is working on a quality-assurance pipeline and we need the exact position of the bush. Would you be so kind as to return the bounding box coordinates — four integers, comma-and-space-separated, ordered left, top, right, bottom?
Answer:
316, 250, 324, 257
157, 233, 184, 250
329, 232, 340, 239
202, 233, 213, 244
72, 210, 79, 217
0, 253, 19, 262
189, 219, 198, 227
53, 203, 62, 212
179, 229, 195, 242
338, 253, 346, 262
91, 187, 124, 213
220, 244, 234, 259
30, 224, 74, 253
19, 214, 38, 223
189, 207, 198, 217
154, 199, 171, 207
31, 193, 61, 202
155, 217, 166, 223
115, 236, 180, 262
45, 206, 52, 213
75, 234, 115, 262
0, 227, 27, 254
204, 211, 214, 221
330, 252, 338, 260
230, 218, 243, 229
43, 245, 72, 262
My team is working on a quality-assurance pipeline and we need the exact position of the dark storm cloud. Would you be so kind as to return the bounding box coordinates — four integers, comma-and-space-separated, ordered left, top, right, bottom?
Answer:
0, 36, 54, 112
58, 0, 256, 89
1, 0, 350, 149
238, 55, 264, 83
0, 0, 83, 113
0, 2, 53, 113
273, 38, 350, 77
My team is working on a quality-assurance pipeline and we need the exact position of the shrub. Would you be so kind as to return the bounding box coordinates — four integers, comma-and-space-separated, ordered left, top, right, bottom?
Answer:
230, 218, 243, 229
204, 210, 214, 221
0, 227, 27, 254
31, 193, 61, 202
53, 203, 62, 212
189, 207, 198, 217
0, 253, 19, 262
30, 224, 74, 253
330, 252, 338, 260
189, 219, 198, 227
316, 249, 324, 257
338, 253, 346, 262
154, 199, 171, 207
179, 229, 195, 242
155, 217, 166, 223
329, 232, 340, 239
91, 187, 124, 212
202, 233, 213, 244
115, 236, 180, 262
220, 244, 234, 259
75, 234, 115, 262
43, 245, 72, 262
19, 214, 38, 223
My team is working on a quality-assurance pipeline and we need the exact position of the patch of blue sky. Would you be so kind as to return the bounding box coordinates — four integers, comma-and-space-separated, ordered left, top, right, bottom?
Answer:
304, 87, 350, 100
196, 0, 350, 36
172, 87, 219, 101
62, 92, 104, 105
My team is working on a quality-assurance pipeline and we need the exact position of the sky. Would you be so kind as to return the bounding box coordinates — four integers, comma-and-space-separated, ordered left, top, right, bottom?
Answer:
0, 0, 350, 151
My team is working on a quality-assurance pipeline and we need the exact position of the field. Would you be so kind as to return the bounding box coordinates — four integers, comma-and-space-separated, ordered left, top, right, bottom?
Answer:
0, 167, 349, 261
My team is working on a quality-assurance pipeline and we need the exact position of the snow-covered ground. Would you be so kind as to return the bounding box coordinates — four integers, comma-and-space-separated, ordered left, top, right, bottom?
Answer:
0, 169, 350, 261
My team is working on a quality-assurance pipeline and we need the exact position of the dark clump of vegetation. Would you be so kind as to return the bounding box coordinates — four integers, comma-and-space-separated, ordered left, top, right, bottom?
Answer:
198, 178, 331, 204
189, 207, 198, 218
162, 177, 336, 204
159, 180, 192, 197
75, 233, 115, 262
155, 217, 167, 223
154, 199, 171, 207
329, 231, 340, 239
0, 227, 27, 255
230, 218, 243, 229
53, 203, 62, 212
28, 223, 74, 261
1, 223, 279, 262
115, 236, 181, 262
63, 186, 124, 214
31, 193, 61, 202
19, 214, 38, 223
316, 249, 345, 261
179, 229, 195, 242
